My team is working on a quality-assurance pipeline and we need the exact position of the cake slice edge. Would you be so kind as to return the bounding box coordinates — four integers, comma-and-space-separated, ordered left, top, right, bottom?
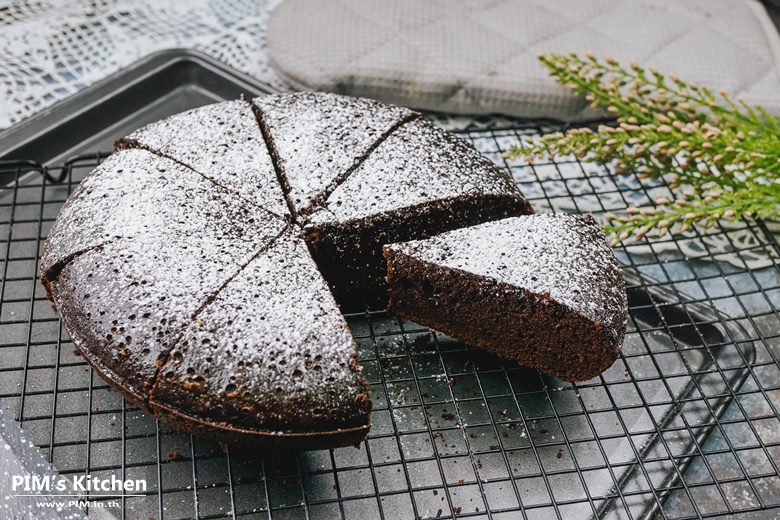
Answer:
383, 214, 628, 382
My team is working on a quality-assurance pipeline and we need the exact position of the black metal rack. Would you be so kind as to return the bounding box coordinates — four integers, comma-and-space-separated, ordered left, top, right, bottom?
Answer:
1, 122, 779, 519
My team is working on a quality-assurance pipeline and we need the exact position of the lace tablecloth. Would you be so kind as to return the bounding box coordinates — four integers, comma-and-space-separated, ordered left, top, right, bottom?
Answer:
0, 0, 288, 131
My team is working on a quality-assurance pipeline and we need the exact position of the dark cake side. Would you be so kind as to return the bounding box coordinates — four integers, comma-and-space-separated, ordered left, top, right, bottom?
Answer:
303, 193, 530, 297
384, 215, 627, 382
300, 118, 534, 295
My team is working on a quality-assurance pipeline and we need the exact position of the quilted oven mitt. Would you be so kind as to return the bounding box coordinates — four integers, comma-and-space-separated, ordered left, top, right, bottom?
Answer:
268, 0, 780, 120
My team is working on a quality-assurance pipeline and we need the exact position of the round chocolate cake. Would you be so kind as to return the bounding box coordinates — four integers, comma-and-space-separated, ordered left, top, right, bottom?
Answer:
40, 93, 533, 449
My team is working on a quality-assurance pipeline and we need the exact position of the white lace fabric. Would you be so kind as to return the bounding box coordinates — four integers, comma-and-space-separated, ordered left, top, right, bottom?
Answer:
0, 0, 288, 131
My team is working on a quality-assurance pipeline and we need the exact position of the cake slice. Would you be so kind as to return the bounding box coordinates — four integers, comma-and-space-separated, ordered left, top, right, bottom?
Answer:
302, 118, 533, 293
251, 92, 417, 213
150, 230, 371, 449
47, 226, 286, 405
40, 149, 280, 286
116, 100, 289, 217
384, 215, 627, 382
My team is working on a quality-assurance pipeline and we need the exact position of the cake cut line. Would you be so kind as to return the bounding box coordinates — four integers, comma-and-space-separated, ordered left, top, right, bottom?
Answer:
114, 135, 288, 223
40, 239, 119, 288
296, 111, 423, 218
246, 96, 299, 223
145, 222, 293, 408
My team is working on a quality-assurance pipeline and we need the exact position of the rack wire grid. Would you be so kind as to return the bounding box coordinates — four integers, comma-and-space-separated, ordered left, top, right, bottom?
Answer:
1, 121, 780, 520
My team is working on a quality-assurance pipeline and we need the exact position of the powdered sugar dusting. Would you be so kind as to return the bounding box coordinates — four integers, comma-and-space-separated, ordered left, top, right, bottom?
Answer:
152, 230, 368, 432
389, 215, 627, 336
253, 92, 413, 212
307, 118, 524, 224
41, 148, 278, 277
51, 225, 284, 399
128, 100, 288, 216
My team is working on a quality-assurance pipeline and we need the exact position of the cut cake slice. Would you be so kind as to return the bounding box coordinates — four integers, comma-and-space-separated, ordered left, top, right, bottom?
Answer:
150, 230, 370, 449
302, 117, 533, 293
384, 214, 627, 382
117, 100, 289, 217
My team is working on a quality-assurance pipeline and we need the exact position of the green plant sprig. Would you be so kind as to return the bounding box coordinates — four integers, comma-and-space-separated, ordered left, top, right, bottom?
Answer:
507, 52, 780, 243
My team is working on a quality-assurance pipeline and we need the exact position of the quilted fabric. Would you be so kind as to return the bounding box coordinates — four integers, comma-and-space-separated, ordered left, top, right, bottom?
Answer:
268, 0, 780, 120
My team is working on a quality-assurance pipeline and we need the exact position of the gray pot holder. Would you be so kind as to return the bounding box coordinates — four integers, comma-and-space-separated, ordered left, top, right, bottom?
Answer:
268, 0, 780, 120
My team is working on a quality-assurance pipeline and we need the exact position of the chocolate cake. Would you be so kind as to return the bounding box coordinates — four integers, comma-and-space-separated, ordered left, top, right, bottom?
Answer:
116, 99, 289, 218
298, 116, 533, 293
40, 92, 531, 449
384, 215, 628, 382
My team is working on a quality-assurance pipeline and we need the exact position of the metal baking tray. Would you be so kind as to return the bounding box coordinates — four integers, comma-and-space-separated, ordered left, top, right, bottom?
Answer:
0, 50, 762, 519
0, 49, 277, 166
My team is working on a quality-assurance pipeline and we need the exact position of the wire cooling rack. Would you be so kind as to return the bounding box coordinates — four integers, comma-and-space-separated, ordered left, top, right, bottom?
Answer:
1, 123, 780, 520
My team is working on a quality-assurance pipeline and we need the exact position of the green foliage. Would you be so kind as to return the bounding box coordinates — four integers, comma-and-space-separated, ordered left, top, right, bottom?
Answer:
506, 52, 780, 244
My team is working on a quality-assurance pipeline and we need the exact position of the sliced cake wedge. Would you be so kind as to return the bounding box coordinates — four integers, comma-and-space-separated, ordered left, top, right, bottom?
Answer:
301, 117, 533, 294
384, 214, 627, 382
150, 229, 371, 449
115, 100, 289, 217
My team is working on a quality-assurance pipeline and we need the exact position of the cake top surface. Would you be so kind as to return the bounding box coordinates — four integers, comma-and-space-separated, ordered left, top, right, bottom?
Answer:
111, 93, 529, 229
41, 148, 280, 277
387, 214, 627, 332
127, 100, 289, 217
51, 228, 285, 394
305, 118, 524, 225
254, 92, 414, 214
153, 230, 368, 431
